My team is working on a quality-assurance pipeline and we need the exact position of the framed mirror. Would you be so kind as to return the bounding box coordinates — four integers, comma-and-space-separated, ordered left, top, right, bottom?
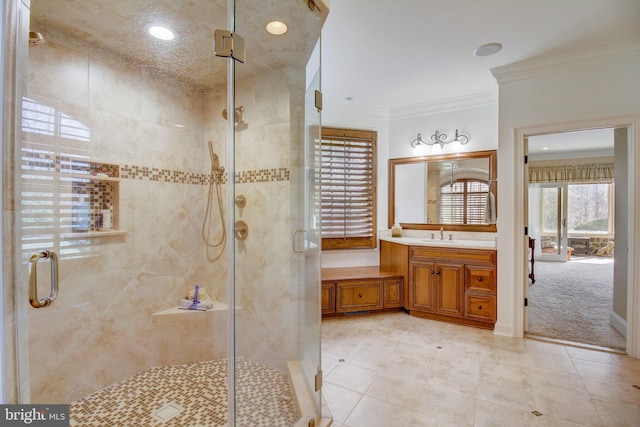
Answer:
389, 150, 497, 232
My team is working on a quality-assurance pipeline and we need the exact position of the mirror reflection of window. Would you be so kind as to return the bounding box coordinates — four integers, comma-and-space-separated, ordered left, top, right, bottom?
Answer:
440, 179, 489, 224
391, 151, 496, 230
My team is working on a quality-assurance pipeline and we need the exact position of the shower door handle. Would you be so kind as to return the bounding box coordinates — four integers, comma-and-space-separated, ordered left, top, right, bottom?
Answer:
28, 249, 59, 308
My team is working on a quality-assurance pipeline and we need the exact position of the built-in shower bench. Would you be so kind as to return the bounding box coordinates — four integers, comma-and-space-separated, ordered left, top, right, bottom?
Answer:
321, 266, 403, 317
151, 303, 230, 365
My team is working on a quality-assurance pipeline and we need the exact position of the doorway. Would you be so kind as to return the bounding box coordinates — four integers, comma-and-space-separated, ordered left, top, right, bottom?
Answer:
525, 128, 626, 350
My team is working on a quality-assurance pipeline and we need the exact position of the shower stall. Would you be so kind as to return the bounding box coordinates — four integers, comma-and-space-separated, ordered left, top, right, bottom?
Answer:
1, 0, 327, 425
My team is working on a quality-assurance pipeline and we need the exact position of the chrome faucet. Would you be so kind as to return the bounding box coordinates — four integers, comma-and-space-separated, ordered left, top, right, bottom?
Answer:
440, 226, 444, 240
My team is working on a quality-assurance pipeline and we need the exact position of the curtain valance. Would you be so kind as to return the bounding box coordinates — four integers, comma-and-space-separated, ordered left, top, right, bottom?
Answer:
529, 163, 614, 183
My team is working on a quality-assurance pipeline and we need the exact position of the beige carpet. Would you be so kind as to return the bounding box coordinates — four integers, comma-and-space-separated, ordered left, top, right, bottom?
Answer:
527, 257, 626, 350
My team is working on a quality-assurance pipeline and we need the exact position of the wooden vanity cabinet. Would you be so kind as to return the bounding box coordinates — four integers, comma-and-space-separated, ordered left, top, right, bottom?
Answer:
409, 254, 464, 318
404, 245, 497, 329
409, 260, 435, 311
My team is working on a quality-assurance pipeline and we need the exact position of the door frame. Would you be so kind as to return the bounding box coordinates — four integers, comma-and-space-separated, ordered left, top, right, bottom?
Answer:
515, 116, 640, 357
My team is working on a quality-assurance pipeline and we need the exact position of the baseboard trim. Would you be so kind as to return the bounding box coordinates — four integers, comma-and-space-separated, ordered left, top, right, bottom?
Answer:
610, 310, 627, 338
493, 322, 515, 337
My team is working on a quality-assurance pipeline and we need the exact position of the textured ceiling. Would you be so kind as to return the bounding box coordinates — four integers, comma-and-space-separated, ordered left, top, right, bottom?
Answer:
30, 0, 326, 89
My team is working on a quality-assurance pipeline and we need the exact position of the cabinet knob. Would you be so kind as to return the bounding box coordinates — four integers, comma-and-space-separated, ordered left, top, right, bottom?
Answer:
477, 277, 483, 282
435, 271, 441, 275
358, 293, 363, 298
478, 305, 483, 310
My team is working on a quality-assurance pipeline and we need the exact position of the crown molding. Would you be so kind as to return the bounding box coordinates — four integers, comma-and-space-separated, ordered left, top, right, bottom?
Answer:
491, 44, 640, 84
389, 92, 496, 120
322, 100, 390, 121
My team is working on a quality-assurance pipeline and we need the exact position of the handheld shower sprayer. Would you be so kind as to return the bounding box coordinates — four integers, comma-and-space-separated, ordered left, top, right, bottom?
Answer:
202, 141, 226, 248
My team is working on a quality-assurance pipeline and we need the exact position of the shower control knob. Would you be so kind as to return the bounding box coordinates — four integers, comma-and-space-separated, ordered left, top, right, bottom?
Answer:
235, 220, 249, 240
235, 194, 247, 208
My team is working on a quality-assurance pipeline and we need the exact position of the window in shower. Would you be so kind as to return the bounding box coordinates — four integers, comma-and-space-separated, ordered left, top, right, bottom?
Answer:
319, 127, 377, 250
20, 97, 121, 260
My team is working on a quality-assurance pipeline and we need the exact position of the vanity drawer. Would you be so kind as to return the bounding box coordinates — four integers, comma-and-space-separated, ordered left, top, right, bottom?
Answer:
336, 279, 383, 313
465, 265, 496, 294
465, 294, 496, 322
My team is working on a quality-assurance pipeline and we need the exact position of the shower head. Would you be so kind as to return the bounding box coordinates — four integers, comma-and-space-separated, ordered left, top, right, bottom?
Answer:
222, 106, 244, 123
29, 31, 46, 47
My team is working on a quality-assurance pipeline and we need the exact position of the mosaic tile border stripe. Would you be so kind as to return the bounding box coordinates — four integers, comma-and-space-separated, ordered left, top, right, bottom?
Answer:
21, 152, 290, 185
121, 166, 291, 184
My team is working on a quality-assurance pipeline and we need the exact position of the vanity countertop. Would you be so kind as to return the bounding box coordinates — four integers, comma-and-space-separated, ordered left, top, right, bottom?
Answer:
380, 236, 496, 250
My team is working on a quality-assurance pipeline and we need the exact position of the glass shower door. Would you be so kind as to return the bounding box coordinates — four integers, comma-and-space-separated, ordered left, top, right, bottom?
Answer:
10, 0, 235, 410
230, 1, 326, 424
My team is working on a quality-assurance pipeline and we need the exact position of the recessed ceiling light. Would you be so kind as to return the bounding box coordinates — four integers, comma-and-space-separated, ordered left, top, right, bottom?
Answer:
473, 42, 502, 57
266, 21, 287, 35
148, 25, 175, 41
542, 147, 549, 150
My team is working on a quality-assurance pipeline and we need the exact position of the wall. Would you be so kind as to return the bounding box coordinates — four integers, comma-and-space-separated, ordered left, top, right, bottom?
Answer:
388, 100, 497, 159
492, 46, 640, 357
321, 99, 498, 268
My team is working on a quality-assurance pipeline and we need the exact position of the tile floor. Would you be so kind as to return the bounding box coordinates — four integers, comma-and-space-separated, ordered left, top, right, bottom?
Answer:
321, 312, 640, 427
70, 358, 299, 426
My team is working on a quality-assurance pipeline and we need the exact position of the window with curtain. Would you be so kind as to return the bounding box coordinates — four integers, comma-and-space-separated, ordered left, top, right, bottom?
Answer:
320, 127, 376, 250
440, 179, 489, 224
530, 162, 615, 235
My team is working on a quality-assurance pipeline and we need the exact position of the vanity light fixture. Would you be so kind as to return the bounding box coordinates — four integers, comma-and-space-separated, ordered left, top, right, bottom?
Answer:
411, 130, 470, 149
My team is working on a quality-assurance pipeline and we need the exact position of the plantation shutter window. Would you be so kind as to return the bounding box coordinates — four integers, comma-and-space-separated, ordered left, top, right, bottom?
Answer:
440, 179, 488, 225
320, 127, 376, 250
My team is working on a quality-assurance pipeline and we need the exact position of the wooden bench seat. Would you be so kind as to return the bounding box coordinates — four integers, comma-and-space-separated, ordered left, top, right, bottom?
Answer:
321, 266, 404, 317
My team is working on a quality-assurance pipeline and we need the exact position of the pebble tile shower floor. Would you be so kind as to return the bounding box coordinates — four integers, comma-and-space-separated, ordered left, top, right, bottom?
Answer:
70, 358, 300, 426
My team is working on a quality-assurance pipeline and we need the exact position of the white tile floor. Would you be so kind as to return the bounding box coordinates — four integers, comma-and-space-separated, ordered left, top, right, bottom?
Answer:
321, 312, 640, 427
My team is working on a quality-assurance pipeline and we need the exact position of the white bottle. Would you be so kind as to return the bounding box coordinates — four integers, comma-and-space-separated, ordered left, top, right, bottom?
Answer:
72, 197, 90, 232
391, 223, 402, 237
100, 209, 112, 231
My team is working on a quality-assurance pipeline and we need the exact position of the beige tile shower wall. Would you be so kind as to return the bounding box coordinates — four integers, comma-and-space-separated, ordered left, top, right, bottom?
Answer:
222, 68, 304, 371
22, 25, 227, 403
